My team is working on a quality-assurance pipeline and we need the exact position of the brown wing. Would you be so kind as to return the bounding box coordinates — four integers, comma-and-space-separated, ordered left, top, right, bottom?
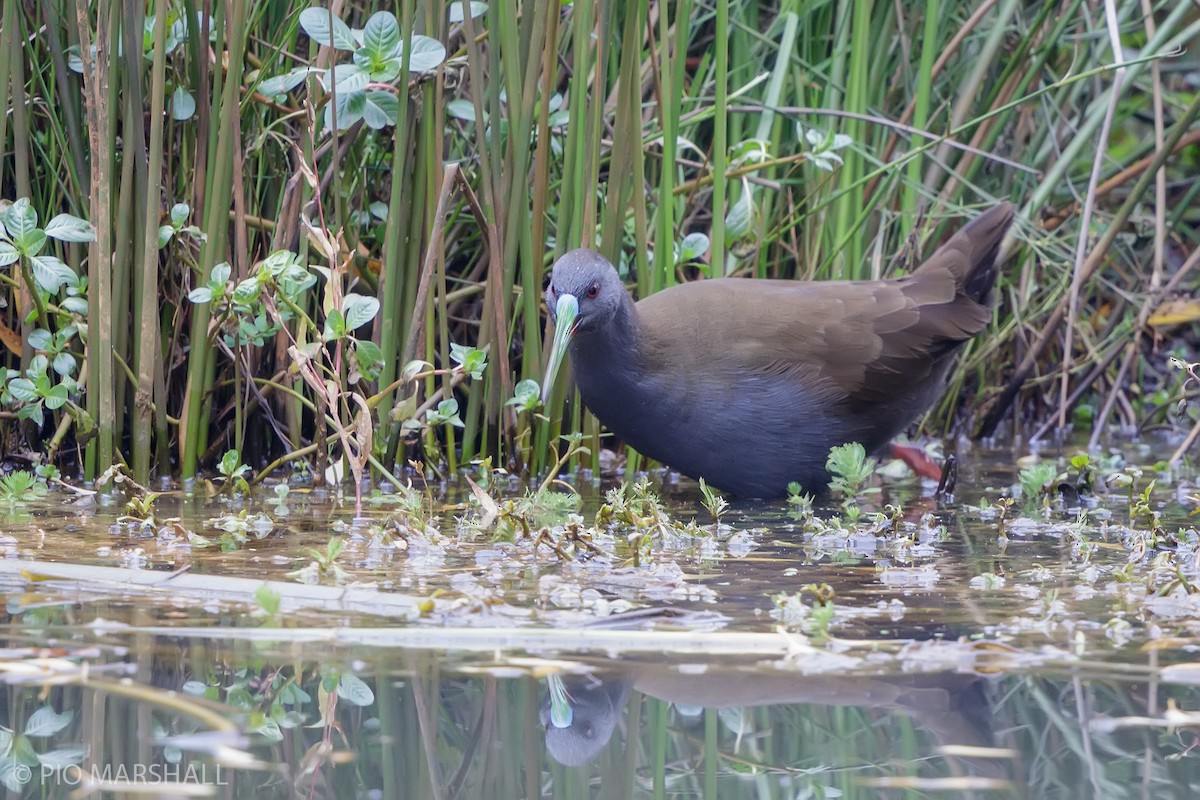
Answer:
636, 204, 1015, 411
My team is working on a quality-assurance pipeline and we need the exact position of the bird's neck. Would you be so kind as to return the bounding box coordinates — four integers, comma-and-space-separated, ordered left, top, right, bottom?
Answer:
571, 294, 644, 390
567, 293, 676, 464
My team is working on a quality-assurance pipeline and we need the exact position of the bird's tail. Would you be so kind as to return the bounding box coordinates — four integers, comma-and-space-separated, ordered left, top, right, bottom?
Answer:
921, 202, 1016, 305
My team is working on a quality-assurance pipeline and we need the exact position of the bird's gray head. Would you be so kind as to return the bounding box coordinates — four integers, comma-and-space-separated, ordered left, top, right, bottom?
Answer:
541, 249, 626, 403
545, 249, 625, 334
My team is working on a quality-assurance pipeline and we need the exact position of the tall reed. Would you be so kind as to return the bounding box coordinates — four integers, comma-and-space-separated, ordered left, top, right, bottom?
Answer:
0, 0, 1193, 484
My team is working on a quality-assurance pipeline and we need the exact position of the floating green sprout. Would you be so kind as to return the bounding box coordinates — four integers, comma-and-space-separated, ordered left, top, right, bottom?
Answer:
1018, 462, 1058, 507
217, 449, 252, 494
699, 478, 728, 527
289, 537, 350, 584
0, 472, 47, 509
826, 442, 877, 505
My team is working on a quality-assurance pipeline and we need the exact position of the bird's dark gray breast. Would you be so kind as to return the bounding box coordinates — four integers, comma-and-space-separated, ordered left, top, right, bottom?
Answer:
572, 344, 872, 497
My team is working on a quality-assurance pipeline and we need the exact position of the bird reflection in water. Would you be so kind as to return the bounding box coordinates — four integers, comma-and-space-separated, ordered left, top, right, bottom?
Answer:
540, 672, 631, 768
540, 662, 1009, 783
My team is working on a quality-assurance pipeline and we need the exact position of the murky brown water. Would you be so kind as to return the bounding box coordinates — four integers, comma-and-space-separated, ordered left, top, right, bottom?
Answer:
1, 438, 1199, 797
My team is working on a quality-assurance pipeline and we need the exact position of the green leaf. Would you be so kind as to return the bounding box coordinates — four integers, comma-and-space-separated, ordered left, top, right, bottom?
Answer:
252, 715, 284, 742
188, 286, 213, 304
324, 90, 366, 132
1018, 463, 1057, 500
36, 747, 85, 770
171, 86, 196, 120
0, 242, 18, 267
361, 91, 400, 128
176, 12, 218, 44
337, 673, 375, 706
257, 66, 312, 96
431, 398, 464, 427
323, 307, 347, 340
358, 52, 401, 82
10, 734, 37, 768
64, 45, 84, 73
27, 329, 51, 350
3, 198, 37, 242
43, 214, 96, 243
725, 183, 757, 241
449, 1, 488, 22
321, 63, 368, 94
0, 473, 46, 502
354, 339, 384, 380
255, 584, 281, 616
406, 35, 447, 72
0, 758, 29, 792
219, 450, 242, 477
158, 225, 175, 248
299, 7, 357, 51
28, 355, 48, 378
505, 378, 540, 411
678, 231, 710, 263
445, 99, 477, 122
402, 360, 430, 382
52, 352, 76, 377
28, 256, 76, 293
169, 204, 190, 229
728, 138, 771, 167
361, 11, 401, 64
547, 109, 569, 129
61, 296, 88, 315
825, 442, 876, 499
44, 384, 68, 410
449, 343, 487, 379
261, 250, 298, 277
17, 403, 44, 426
24, 707, 73, 737
232, 276, 261, 305
15, 228, 46, 257
211, 262, 231, 283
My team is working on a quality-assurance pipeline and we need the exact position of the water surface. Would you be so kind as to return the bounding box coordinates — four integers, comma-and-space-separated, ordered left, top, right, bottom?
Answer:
0, 440, 1197, 798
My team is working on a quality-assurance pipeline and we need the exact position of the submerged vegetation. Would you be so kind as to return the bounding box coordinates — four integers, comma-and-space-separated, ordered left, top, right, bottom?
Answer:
0, 1, 1194, 487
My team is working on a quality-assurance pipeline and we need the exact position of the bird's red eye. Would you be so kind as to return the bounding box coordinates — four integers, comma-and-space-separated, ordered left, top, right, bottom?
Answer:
586, 283, 599, 299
